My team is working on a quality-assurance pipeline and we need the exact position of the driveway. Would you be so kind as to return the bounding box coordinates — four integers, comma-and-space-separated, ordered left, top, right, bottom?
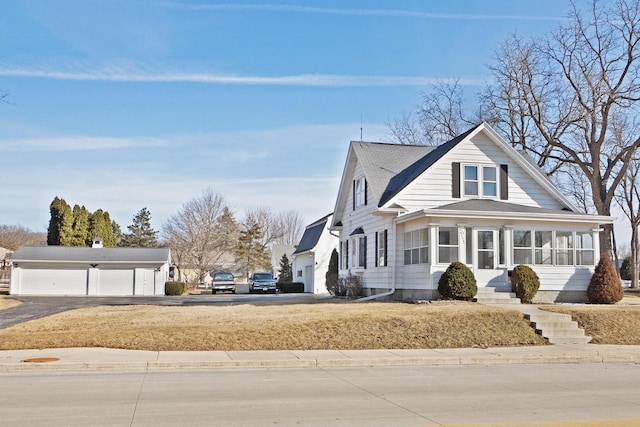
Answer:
0, 293, 329, 329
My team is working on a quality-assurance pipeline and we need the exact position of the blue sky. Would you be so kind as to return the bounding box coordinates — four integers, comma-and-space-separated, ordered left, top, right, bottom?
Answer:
0, 1, 577, 233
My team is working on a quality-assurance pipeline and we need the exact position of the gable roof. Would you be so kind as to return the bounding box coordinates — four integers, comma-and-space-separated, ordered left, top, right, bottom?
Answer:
332, 142, 434, 226
332, 122, 582, 227
12, 246, 171, 264
378, 124, 480, 207
293, 214, 332, 255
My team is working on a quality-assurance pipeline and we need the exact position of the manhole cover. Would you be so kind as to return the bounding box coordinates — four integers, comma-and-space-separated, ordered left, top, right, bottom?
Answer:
22, 357, 60, 363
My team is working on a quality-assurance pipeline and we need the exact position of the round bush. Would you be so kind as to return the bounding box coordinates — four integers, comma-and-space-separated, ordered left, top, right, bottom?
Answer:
165, 281, 187, 296
438, 262, 477, 301
510, 265, 540, 303
587, 254, 623, 304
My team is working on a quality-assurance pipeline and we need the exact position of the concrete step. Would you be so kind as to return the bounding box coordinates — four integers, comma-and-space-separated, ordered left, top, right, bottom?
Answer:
531, 320, 579, 329
535, 327, 586, 337
474, 288, 521, 304
543, 336, 592, 345
524, 311, 591, 344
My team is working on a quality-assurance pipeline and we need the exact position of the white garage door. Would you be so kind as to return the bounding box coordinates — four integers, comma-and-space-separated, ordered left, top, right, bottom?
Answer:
19, 268, 88, 295
98, 269, 135, 295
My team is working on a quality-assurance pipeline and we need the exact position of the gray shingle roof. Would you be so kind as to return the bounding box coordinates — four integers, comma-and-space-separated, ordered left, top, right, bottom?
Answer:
378, 125, 480, 207
293, 214, 331, 254
433, 199, 577, 216
351, 142, 435, 207
12, 246, 171, 263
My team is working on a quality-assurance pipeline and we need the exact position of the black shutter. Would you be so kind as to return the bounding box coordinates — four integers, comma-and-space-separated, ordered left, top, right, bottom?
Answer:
364, 179, 368, 205
352, 180, 356, 210
345, 240, 349, 268
384, 229, 388, 267
452, 162, 461, 198
375, 232, 378, 267
363, 236, 367, 269
500, 164, 509, 200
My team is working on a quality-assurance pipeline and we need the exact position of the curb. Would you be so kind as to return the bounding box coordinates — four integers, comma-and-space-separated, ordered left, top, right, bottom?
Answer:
0, 352, 637, 372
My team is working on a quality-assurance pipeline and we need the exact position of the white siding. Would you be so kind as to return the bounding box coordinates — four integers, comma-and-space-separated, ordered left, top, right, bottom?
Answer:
338, 162, 394, 290
393, 134, 563, 211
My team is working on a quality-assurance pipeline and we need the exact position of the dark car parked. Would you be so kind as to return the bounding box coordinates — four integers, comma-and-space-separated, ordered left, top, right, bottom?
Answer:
248, 272, 277, 294
211, 271, 236, 294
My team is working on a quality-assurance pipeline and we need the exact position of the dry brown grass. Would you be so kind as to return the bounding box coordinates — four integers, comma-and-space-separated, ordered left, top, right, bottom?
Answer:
542, 304, 640, 345
0, 301, 546, 351
0, 296, 21, 311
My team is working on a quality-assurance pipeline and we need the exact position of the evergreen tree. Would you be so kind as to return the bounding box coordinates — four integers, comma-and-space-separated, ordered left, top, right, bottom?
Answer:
277, 253, 292, 284
112, 220, 123, 247
236, 220, 271, 279
325, 248, 339, 294
120, 207, 158, 247
70, 205, 89, 246
587, 254, 624, 304
47, 197, 73, 246
88, 209, 116, 247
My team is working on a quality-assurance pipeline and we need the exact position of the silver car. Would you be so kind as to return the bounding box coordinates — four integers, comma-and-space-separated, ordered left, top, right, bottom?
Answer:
249, 272, 277, 294
211, 272, 236, 294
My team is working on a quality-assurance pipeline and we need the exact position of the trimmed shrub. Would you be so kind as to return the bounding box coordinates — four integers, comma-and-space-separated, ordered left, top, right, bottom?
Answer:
280, 282, 305, 293
620, 256, 633, 281
165, 281, 187, 296
588, 254, 624, 304
511, 265, 540, 303
438, 262, 477, 301
333, 275, 363, 298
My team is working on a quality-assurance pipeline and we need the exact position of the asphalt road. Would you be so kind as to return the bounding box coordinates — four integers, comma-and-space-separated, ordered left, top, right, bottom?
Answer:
0, 293, 326, 329
0, 363, 639, 426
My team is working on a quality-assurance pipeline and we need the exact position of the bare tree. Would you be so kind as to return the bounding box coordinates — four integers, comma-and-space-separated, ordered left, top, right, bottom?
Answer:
0, 225, 46, 250
162, 189, 237, 285
388, 79, 481, 145
484, 0, 640, 256
274, 211, 304, 245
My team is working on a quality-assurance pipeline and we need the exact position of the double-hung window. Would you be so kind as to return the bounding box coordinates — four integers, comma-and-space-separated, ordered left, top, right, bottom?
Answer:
576, 232, 594, 265
463, 165, 498, 198
404, 228, 428, 265
354, 176, 366, 208
555, 232, 573, 265
376, 230, 387, 267
349, 235, 367, 268
438, 227, 459, 264
513, 230, 533, 265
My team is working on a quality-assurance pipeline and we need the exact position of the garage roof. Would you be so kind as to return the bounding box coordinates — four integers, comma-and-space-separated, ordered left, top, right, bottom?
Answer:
12, 246, 171, 264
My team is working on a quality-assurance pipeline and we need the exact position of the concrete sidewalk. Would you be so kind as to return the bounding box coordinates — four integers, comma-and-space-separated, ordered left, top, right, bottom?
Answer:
0, 344, 639, 372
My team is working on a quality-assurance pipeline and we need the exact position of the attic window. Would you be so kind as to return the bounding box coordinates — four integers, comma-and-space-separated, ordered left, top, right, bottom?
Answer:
463, 165, 497, 198
354, 176, 367, 208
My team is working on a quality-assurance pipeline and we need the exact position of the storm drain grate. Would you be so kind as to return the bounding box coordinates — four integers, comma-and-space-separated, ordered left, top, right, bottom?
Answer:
22, 357, 60, 363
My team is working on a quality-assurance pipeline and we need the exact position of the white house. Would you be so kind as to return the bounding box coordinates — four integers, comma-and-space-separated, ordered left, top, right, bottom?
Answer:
292, 214, 338, 293
10, 245, 171, 296
330, 122, 614, 302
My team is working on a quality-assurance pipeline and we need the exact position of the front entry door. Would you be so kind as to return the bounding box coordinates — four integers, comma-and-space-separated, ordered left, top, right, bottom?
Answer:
474, 229, 504, 288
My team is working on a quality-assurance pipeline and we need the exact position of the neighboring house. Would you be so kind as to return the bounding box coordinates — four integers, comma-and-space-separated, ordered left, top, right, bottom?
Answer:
10, 244, 171, 296
330, 122, 614, 302
292, 214, 338, 294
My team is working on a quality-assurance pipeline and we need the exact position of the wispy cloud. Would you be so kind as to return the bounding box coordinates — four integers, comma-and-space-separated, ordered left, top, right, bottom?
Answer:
0, 135, 170, 152
0, 65, 485, 87
165, 3, 565, 22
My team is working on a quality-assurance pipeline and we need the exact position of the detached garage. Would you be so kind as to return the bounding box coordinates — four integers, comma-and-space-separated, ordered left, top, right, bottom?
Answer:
10, 246, 171, 296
